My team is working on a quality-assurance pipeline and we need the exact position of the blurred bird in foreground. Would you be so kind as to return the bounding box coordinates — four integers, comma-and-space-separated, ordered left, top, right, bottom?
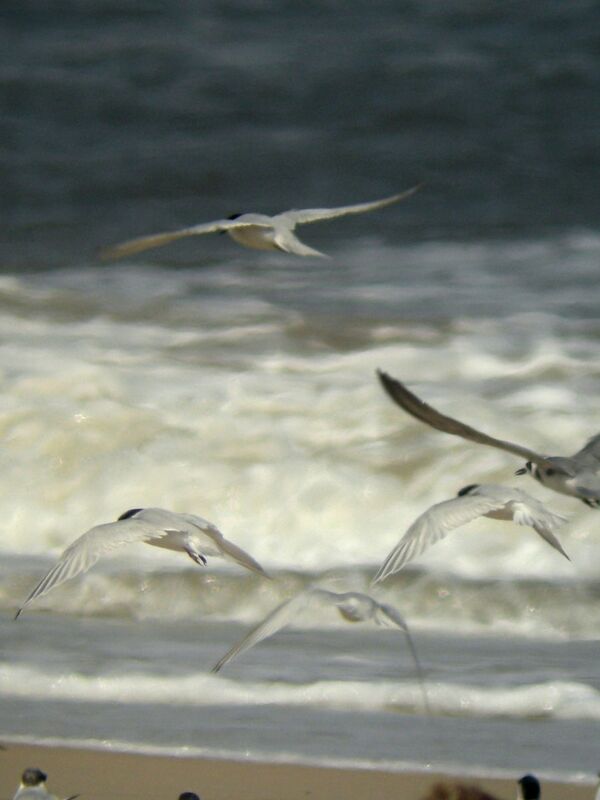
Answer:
420, 773, 541, 800
12, 768, 78, 800
212, 587, 431, 715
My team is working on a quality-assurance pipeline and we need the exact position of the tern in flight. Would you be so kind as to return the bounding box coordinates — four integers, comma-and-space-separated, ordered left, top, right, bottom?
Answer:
15, 507, 269, 618
377, 369, 600, 507
212, 587, 431, 714
101, 186, 421, 260
372, 483, 570, 584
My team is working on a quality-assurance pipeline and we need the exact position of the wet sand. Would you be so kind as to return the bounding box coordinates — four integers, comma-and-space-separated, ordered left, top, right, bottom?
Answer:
0, 742, 593, 800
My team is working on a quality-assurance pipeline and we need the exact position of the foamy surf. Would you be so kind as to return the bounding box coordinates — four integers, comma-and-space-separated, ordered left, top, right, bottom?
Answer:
0, 255, 598, 587
1, 661, 598, 721
3, 565, 600, 639
1, 248, 599, 638
1, 230, 599, 779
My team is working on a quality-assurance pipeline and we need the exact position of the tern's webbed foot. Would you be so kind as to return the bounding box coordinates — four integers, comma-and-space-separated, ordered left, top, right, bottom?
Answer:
186, 550, 208, 566
582, 498, 600, 509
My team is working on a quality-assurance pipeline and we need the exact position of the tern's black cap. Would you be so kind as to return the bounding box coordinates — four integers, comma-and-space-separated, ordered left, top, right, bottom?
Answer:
518, 774, 540, 800
21, 769, 47, 787
457, 484, 480, 497
178, 793, 200, 800
117, 508, 143, 521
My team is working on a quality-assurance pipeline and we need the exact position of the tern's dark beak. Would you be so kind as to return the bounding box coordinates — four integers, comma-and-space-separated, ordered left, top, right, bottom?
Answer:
515, 467, 527, 476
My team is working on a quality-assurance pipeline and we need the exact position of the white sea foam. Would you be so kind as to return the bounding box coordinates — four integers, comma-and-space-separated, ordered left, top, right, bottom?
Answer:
3, 565, 599, 639
0, 237, 599, 779
0, 245, 599, 630
1, 662, 598, 722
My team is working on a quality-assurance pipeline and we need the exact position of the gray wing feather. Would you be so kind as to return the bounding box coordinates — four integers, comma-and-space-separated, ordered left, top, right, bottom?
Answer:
99, 219, 272, 260
282, 186, 421, 226
377, 370, 554, 469
571, 434, 600, 476
575, 433, 600, 459
176, 512, 271, 578
372, 494, 505, 584
510, 499, 570, 560
572, 476, 600, 499
211, 591, 318, 673
171, 511, 216, 530
15, 519, 167, 617
211, 536, 271, 578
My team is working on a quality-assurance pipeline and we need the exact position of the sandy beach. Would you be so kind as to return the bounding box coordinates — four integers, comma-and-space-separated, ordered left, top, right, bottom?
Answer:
0, 743, 593, 800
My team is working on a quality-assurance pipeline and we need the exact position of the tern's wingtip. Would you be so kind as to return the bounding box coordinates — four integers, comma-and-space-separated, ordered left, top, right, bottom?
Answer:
376, 369, 397, 391
396, 182, 425, 200
251, 563, 272, 580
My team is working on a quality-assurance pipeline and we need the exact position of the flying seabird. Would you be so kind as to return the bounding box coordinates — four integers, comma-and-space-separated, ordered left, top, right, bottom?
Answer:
15, 507, 269, 618
372, 483, 570, 584
101, 186, 421, 260
377, 369, 600, 507
212, 587, 430, 714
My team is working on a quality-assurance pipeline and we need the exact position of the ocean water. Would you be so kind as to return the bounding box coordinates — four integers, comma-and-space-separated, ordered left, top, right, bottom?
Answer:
1, 0, 600, 787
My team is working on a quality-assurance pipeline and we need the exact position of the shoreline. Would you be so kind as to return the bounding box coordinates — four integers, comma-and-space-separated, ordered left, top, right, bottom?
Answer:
0, 741, 594, 800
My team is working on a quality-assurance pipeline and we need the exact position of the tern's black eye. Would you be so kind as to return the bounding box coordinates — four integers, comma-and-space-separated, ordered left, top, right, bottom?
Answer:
545, 468, 555, 476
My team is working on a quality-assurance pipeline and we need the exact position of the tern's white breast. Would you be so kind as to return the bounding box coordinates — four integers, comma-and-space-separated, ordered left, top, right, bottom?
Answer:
485, 506, 513, 522
227, 225, 278, 251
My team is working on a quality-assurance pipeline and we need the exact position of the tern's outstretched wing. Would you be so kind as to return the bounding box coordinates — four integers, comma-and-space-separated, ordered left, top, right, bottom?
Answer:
100, 219, 272, 260
211, 536, 271, 577
374, 602, 432, 716
573, 433, 600, 463
177, 512, 271, 578
508, 491, 570, 560
372, 493, 504, 584
15, 519, 167, 618
281, 186, 421, 226
211, 590, 320, 673
377, 370, 554, 469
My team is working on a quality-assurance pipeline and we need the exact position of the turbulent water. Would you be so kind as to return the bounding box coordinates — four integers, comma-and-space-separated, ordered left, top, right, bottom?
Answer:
1, 0, 600, 786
